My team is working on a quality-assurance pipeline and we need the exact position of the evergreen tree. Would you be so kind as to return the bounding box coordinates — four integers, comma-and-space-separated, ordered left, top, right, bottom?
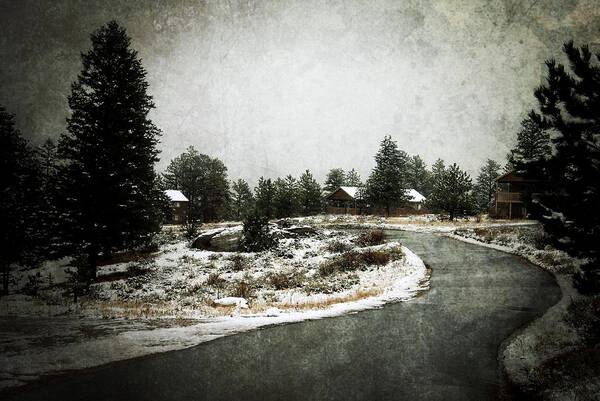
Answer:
324, 168, 346, 193
229, 179, 254, 221
473, 159, 501, 213
36, 138, 61, 256
273, 175, 300, 218
406, 155, 429, 195
365, 136, 409, 216
427, 163, 473, 220
523, 41, 600, 292
58, 21, 163, 279
298, 170, 323, 216
163, 146, 230, 223
0, 106, 42, 294
345, 168, 362, 187
507, 113, 552, 176
254, 177, 275, 219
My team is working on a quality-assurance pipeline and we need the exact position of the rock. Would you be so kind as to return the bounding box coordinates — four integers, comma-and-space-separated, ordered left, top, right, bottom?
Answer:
192, 227, 242, 252
213, 297, 248, 308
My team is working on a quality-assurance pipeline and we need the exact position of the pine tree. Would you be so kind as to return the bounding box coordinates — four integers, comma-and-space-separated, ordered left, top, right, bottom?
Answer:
229, 179, 254, 221
406, 155, 429, 195
298, 170, 323, 216
523, 41, 600, 292
474, 159, 501, 213
345, 168, 362, 187
273, 175, 300, 218
365, 136, 409, 216
507, 113, 552, 176
0, 106, 42, 294
58, 21, 163, 279
427, 163, 473, 220
164, 147, 230, 223
324, 168, 345, 193
254, 177, 275, 219
36, 139, 61, 257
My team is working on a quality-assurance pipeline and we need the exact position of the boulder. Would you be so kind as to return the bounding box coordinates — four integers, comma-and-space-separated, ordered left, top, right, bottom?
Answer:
192, 226, 242, 252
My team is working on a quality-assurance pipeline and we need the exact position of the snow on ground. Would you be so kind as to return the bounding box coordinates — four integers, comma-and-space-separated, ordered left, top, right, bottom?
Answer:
0, 224, 429, 389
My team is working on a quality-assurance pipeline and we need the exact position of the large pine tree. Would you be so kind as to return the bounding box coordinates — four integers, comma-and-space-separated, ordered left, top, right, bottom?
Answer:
507, 113, 552, 176
523, 41, 600, 292
345, 168, 362, 187
254, 177, 276, 219
0, 106, 42, 294
365, 136, 409, 215
59, 21, 162, 278
273, 175, 300, 218
406, 155, 429, 195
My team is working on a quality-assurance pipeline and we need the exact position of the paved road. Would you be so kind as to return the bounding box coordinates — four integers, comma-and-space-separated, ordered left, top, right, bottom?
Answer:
3, 231, 560, 401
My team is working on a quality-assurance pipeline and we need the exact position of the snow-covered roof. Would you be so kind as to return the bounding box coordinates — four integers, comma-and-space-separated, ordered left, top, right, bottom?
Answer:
339, 186, 360, 198
165, 190, 188, 202
405, 189, 426, 203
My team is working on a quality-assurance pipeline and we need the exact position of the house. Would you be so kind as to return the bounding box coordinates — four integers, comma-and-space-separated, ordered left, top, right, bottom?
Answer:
492, 171, 537, 219
164, 190, 189, 224
325, 186, 426, 215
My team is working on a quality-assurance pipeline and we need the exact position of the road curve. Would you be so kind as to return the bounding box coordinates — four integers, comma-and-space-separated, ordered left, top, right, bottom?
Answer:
3, 231, 560, 401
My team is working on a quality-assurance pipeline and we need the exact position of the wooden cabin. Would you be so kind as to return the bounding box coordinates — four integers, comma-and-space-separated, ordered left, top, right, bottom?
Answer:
325, 186, 426, 215
164, 190, 189, 224
492, 171, 537, 219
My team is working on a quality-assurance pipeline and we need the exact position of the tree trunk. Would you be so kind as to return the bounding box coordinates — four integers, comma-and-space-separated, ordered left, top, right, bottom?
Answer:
88, 246, 98, 280
449, 210, 455, 221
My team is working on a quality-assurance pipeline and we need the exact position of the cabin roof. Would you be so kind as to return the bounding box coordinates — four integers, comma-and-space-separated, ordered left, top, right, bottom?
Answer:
495, 170, 538, 183
165, 190, 189, 202
326, 186, 426, 202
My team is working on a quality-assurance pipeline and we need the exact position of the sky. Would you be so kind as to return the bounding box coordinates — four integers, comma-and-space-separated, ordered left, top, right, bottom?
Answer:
1, 0, 600, 184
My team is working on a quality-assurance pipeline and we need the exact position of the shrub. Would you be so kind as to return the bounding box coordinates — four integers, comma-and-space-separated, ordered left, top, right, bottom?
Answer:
361, 250, 390, 266
356, 230, 386, 247
228, 254, 251, 271
183, 219, 201, 240
205, 273, 227, 288
388, 246, 405, 261
326, 240, 352, 254
22, 273, 41, 296
565, 296, 600, 343
240, 212, 277, 252
268, 271, 303, 290
230, 278, 255, 299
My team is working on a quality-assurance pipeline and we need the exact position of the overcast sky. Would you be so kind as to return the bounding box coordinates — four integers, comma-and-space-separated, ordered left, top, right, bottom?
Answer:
1, 0, 600, 184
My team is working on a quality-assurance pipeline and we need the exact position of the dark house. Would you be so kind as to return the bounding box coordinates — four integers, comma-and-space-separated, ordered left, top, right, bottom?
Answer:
492, 171, 537, 219
165, 190, 189, 224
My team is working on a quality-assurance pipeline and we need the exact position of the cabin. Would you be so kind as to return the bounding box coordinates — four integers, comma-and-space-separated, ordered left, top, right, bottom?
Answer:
492, 171, 537, 219
325, 186, 426, 216
164, 190, 189, 224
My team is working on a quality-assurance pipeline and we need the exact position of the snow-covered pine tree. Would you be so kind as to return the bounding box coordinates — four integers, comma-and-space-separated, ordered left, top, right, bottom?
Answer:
365, 136, 409, 216
345, 168, 362, 187
229, 179, 254, 221
58, 21, 163, 278
254, 177, 276, 219
0, 106, 42, 294
427, 163, 473, 220
298, 170, 323, 216
36, 138, 62, 257
525, 41, 600, 292
473, 159, 501, 213
323, 168, 345, 194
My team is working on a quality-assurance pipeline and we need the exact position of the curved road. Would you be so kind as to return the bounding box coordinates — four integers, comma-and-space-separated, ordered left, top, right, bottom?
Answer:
4, 231, 560, 401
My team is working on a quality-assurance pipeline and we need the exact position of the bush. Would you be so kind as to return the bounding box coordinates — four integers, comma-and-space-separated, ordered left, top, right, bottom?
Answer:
356, 229, 386, 247
565, 296, 600, 343
361, 250, 390, 266
183, 219, 201, 240
268, 271, 303, 290
22, 273, 41, 296
240, 212, 277, 252
228, 254, 251, 271
388, 246, 405, 261
230, 278, 255, 299
326, 240, 352, 254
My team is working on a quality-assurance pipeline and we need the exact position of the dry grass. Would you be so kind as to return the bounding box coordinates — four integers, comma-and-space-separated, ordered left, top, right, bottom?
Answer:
276, 288, 382, 310
356, 229, 386, 247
